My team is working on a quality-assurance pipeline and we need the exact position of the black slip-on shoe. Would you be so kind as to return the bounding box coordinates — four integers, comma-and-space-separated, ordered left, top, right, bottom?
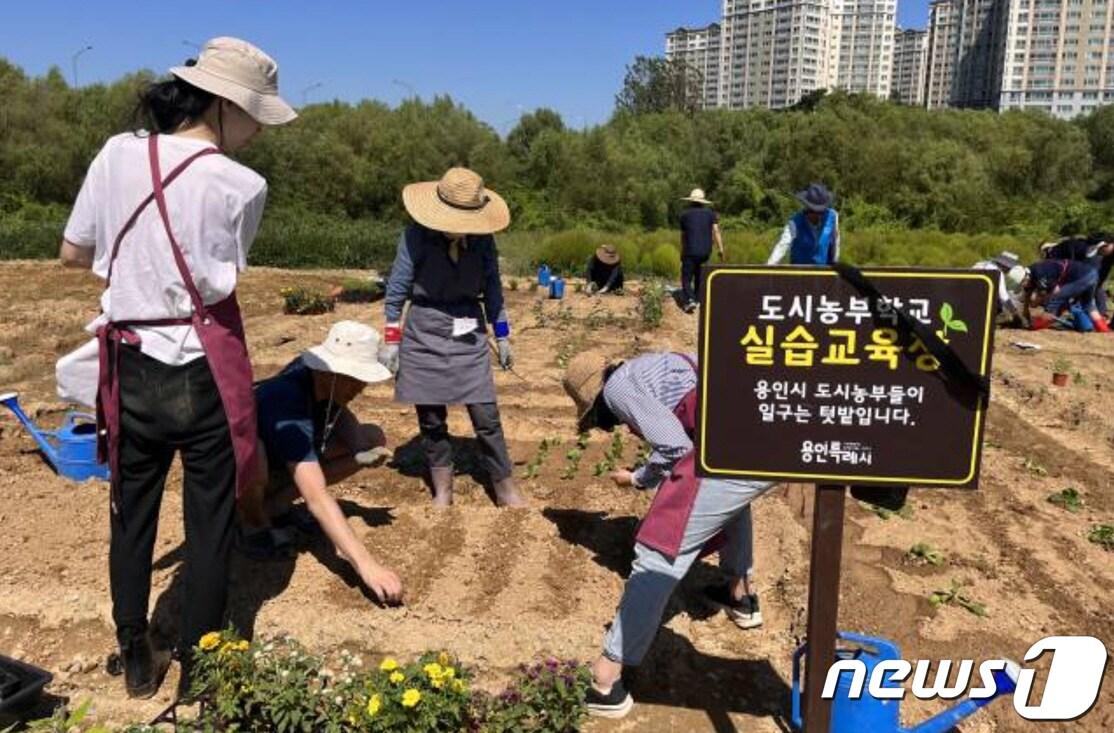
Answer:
119, 629, 170, 699
586, 678, 634, 719
704, 584, 764, 629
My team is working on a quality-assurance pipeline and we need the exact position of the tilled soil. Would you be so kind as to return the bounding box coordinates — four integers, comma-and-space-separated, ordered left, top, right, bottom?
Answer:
0, 261, 1110, 731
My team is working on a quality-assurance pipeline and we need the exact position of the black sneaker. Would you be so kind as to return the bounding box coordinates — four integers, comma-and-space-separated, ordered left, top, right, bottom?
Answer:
704, 584, 763, 629
586, 678, 634, 719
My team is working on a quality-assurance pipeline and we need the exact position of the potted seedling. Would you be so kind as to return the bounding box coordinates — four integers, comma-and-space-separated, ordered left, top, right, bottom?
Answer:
1051, 356, 1072, 387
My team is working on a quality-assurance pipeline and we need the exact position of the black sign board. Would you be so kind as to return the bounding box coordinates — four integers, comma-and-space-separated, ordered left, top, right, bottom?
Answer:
695, 266, 997, 488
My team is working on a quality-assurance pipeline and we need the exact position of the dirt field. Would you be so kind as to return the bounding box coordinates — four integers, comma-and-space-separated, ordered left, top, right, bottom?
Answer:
0, 261, 1110, 732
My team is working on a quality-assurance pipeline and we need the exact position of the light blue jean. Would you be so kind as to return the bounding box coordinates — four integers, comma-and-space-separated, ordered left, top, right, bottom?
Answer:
603, 477, 775, 665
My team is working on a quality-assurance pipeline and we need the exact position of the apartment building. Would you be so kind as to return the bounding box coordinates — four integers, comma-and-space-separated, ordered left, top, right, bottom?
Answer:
998, 0, 1114, 118
665, 23, 723, 109
892, 27, 929, 104
834, 0, 898, 97
924, 0, 1011, 109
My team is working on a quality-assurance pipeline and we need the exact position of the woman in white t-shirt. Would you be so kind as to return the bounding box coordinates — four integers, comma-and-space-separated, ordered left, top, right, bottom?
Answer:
58, 37, 309, 701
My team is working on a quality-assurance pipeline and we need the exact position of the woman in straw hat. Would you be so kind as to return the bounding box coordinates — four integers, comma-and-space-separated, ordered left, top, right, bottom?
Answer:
678, 188, 725, 313
562, 350, 773, 719
585, 244, 624, 295
242, 321, 402, 602
58, 37, 295, 699
380, 168, 526, 507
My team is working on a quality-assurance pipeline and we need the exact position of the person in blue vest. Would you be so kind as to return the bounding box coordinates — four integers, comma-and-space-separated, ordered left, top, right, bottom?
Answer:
767, 183, 840, 265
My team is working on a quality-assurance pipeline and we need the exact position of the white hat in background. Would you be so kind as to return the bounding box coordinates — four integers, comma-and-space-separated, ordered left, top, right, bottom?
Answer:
170, 36, 297, 126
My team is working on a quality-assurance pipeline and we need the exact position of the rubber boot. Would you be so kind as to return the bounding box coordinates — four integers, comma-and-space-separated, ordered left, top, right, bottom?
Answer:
430, 466, 454, 507
493, 476, 528, 508
119, 628, 170, 699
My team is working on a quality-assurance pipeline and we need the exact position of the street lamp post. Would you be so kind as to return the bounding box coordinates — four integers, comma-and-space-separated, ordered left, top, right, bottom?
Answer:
70, 45, 93, 87
182, 39, 202, 55
392, 79, 417, 99
301, 82, 325, 107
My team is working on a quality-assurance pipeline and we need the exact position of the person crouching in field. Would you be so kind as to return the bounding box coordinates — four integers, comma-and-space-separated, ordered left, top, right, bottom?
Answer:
563, 351, 774, 719
58, 37, 294, 699
241, 321, 402, 604
379, 167, 526, 507
1023, 259, 1111, 333
586, 244, 624, 295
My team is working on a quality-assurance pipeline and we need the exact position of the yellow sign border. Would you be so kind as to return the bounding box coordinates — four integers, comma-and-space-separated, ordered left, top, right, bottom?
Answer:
698, 268, 997, 486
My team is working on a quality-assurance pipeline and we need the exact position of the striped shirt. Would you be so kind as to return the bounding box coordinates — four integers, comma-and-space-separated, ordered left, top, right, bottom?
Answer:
602, 352, 697, 489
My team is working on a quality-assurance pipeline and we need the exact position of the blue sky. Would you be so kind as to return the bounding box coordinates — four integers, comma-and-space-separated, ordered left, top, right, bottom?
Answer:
1, 0, 931, 132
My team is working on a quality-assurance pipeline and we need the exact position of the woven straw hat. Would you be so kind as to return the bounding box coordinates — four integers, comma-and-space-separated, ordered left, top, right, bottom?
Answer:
402, 167, 510, 235
563, 351, 612, 431
596, 244, 621, 265
170, 37, 296, 126
681, 188, 712, 205
302, 321, 392, 384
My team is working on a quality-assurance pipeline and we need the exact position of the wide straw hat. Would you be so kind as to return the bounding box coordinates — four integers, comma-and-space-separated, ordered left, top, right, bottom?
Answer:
402, 167, 511, 235
563, 351, 612, 432
170, 37, 296, 126
302, 321, 392, 384
796, 183, 834, 212
681, 188, 713, 205
596, 244, 621, 265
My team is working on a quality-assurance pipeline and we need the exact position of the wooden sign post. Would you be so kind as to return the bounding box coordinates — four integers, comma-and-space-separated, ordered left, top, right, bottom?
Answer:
695, 266, 998, 732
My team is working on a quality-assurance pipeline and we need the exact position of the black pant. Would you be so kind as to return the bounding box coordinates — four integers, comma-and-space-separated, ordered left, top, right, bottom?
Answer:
681, 254, 709, 305
111, 346, 235, 656
416, 403, 513, 481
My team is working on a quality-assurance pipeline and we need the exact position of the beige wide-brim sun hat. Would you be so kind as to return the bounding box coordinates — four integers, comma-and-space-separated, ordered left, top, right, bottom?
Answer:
596, 245, 621, 265
170, 36, 297, 126
402, 167, 511, 235
302, 321, 392, 384
681, 188, 713, 205
563, 351, 612, 432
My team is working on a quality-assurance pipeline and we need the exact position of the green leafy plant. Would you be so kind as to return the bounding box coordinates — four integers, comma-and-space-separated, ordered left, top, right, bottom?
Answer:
938, 302, 968, 338
507, 278, 519, 291
929, 580, 988, 617
334, 278, 383, 304
1047, 487, 1084, 513
3, 700, 112, 733
1088, 524, 1114, 550
585, 301, 619, 331
1052, 356, 1072, 375
907, 542, 946, 566
523, 437, 557, 480
592, 432, 625, 477
858, 501, 914, 521
281, 286, 335, 315
477, 659, 592, 733
560, 433, 590, 480
637, 280, 666, 329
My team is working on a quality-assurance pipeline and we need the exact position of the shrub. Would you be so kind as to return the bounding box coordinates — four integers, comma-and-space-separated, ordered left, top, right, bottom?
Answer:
640, 243, 680, 278
638, 280, 666, 329
282, 286, 336, 315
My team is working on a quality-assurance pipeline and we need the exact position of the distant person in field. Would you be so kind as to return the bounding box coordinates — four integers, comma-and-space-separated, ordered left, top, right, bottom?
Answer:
563, 351, 774, 720
972, 251, 1027, 325
241, 321, 402, 604
56, 37, 295, 700
585, 244, 624, 295
1040, 232, 1114, 317
678, 188, 725, 312
1022, 259, 1110, 332
768, 183, 841, 266
380, 167, 526, 507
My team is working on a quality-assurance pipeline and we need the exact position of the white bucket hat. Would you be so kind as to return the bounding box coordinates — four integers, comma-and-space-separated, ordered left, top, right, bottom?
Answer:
301, 321, 392, 384
682, 188, 713, 205
170, 36, 296, 126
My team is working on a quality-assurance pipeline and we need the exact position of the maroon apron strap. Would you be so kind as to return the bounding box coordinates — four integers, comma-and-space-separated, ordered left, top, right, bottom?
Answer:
147, 134, 215, 315
105, 136, 220, 285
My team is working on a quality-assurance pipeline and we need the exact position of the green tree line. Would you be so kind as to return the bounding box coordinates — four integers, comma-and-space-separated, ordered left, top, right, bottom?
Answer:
3, 57, 1114, 272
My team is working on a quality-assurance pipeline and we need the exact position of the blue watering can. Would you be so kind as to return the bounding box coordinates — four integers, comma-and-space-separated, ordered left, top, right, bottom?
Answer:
0, 392, 109, 482
537, 264, 552, 287
791, 632, 1018, 733
549, 276, 566, 300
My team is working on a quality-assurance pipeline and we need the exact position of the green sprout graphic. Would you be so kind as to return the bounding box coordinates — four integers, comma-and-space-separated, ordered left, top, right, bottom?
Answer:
939, 302, 968, 339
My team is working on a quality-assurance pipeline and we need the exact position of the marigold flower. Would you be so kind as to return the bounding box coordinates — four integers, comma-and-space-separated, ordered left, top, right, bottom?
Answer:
423, 662, 443, 679
453, 679, 466, 693
390, 671, 405, 684
438, 651, 451, 666
367, 694, 382, 716
444, 666, 456, 680
402, 688, 421, 708
379, 658, 399, 672
198, 632, 222, 651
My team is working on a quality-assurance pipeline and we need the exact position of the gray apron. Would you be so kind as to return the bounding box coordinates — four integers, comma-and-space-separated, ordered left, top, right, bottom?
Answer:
395, 227, 497, 405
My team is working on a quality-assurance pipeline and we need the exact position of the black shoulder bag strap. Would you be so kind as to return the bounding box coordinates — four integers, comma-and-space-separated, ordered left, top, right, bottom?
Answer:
831, 262, 990, 400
